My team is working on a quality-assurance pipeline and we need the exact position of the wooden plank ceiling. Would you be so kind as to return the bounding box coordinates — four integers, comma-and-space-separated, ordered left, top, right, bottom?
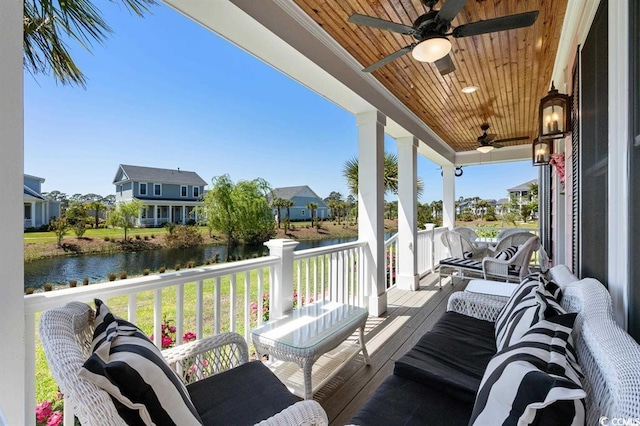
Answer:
292, 0, 568, 152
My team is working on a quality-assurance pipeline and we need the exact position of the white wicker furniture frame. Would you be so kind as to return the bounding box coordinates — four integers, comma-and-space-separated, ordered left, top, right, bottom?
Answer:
39, 302, 328, 426
252, 301, 370, 400
482, 235, 540, 282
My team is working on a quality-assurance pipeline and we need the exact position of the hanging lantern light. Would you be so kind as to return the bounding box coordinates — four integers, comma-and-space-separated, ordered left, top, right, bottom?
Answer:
538, 81, 572, 139
532, 138, 553, 166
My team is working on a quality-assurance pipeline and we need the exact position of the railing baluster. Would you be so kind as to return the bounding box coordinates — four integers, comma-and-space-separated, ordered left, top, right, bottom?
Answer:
313, 257, 317, 302
128, 293, 137, 324
257, 268, 264, 326
196, 280, 203, 340
25, 314, 36, 426
176, 283, 184, 345
153, 289, 162, 349
305, 257, 310, 306
244, 271, 250, 344
214, 276, 221, 334
230, 274, 236, 332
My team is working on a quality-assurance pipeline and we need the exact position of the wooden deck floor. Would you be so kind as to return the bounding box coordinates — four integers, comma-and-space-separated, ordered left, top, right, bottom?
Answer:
312, 273, 468, 425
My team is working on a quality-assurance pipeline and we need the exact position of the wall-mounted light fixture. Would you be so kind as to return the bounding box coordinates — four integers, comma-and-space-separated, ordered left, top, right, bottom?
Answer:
538, 82, 572, 140
532, 138, 553, 166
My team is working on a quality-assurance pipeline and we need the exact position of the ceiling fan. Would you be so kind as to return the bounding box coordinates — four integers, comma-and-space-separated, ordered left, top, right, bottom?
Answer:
475, 123, 529, 153
348, 0, 539, 75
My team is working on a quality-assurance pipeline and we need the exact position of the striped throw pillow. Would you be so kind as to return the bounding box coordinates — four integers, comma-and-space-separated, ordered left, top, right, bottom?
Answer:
79, 299, 203, 426
495, 245, 518, 261
494, 276, 542, 349
471, 313, 586, 426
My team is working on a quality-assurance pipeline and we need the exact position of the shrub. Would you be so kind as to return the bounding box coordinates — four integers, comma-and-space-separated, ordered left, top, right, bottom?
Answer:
159, 266, 166, 273
108, 273, 116, 281
165, 225, 204, 249
212, 252, 220, 263
69, 279, 77, 288
25, 287, 35, 295
144, 235, 150, 241
104, 236, 110, 242
204, 258, 212, 265
143, 269, 150, 276
135, 234, 141, 240
151, 234, 155, 239
149, 316, 196, 349
186, 260, 196, 268
82, 277, 89, 286
119, 271, 128, 280
36, 393, 64, 426
44, 283, 53, 292
174, 263, 182, 271
72, 220, 87, 238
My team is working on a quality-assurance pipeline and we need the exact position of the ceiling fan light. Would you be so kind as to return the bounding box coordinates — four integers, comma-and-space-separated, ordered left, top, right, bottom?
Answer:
411, 36, 452, 63
461, 85, 479, 94
476, 145, 494, 154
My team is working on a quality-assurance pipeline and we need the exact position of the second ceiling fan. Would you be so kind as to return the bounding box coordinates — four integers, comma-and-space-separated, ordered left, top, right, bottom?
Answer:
475, 123, 529, 153
348, 0, 539, 75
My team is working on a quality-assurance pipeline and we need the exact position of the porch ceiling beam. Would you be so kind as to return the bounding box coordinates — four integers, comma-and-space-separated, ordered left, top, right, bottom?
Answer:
163, 0, 455, 166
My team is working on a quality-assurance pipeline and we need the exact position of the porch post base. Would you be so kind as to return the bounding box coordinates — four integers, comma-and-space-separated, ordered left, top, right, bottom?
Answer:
368, 292, 387, 317
396, 274, 419, 291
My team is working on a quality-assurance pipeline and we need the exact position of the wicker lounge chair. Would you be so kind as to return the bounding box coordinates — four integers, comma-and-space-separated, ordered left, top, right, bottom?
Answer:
39, 301, 328, 426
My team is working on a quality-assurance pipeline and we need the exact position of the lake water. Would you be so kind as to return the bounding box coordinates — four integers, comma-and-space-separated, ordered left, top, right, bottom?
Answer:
23, 237, 367, 290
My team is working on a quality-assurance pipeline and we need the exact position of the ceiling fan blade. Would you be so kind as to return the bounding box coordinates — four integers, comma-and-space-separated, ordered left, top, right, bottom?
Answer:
362, 45, 414, 73
452, 11, 539, 38
492, 136, 530, 143
484, 134, 497, 142
348, 13, 415, 35
436, 0, 467, 22
435, 54, 455, 75
493, 142, 504, 149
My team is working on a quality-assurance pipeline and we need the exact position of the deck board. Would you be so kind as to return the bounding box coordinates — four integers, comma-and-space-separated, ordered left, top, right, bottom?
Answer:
311, 273, 467, 425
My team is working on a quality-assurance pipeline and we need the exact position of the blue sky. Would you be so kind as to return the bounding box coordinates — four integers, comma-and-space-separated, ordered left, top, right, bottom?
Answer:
23, 2, 537, 204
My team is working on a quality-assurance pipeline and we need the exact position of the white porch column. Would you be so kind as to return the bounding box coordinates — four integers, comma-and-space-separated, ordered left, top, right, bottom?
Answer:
194, 207, 198, 223
30, 202, 35, 227
442, 165, 456, 228
608, 0, 630, 328
0, 0, 25, 422
42, 201, 46, 226
396, 136, 419, 291
138, 207, 142, 226
153, 205, 158, 226
356, 110, 387, 316
182, 205, 186, 224
168, 205, 173, 223
264, 239, 299, 319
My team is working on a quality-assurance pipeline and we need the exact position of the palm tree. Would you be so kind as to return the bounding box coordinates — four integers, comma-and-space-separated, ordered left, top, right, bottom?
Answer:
283, 199, 294, 232
23, 0, 156, 87
342, 152, 424, 197
271, 197, 287, 229
306, 202, 318, 227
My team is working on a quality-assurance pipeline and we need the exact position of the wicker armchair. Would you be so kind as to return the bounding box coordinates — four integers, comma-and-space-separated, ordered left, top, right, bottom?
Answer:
39, 302, 328, 426
482, 235, 540, 282
442, 230, 488, 260
487, 231, 537, 256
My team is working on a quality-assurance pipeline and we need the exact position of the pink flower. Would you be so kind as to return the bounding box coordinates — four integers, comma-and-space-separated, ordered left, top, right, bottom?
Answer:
550, 153, 566, 186
46, 411, 63, 426
36, 400, 52, 423
169, 326, 177, 333
183, 332, 196, 342
161, 335, 174, 348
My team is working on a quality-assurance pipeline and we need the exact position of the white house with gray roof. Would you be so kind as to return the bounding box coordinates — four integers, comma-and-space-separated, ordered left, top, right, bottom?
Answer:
270, 185, 329, 221
113, 164, 207, 227
23, 174, 60, 229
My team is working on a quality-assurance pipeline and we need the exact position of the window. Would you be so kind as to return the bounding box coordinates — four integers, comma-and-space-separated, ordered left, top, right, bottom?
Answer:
24, 205, 32, 219
154, 184, 162, 196
193, 186, 200, 197
139, 182, 147, 196
118, 185, 123, 195
181, 185, 187, 197
301, 210, 305, 216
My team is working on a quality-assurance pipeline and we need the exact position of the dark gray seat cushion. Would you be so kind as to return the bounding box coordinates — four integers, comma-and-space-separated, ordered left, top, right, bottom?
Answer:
187, 361, 298, 425
350, 374, 473, 426
394, 311, 496, 402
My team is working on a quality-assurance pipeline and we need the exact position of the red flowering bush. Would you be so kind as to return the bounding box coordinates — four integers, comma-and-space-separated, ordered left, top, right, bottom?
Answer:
36, 392, 64, 426
150, 316, 197, 349
550, 153, 566, 187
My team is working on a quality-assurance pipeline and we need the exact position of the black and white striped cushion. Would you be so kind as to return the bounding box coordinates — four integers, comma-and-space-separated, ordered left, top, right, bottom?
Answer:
495, 276, 542, 348
79, 299, 202, 425
495, 245, 518, 261
471, 313, 586, 426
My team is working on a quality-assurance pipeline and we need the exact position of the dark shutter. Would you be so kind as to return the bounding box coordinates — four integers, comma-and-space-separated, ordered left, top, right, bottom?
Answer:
579, 0, 608, 283
571, 58, 580, 274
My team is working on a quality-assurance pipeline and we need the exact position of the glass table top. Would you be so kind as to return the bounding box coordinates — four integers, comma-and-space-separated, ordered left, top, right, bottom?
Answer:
251, 300, 368, 350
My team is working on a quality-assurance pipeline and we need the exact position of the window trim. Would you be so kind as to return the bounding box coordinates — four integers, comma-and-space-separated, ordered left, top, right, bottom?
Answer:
193, 186, 200, 197
154, 183, 162, 197
181, 185, 188, 198
139, 182, 147, 196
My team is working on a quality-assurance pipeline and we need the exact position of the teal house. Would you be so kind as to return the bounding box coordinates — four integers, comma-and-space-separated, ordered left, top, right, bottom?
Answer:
271, 186, 329, 221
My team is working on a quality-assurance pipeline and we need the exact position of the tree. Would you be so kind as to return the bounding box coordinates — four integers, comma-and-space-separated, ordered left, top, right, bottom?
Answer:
49, 217, 68, 247
306, 202, 318, 227
342, 152, 424, 197
108, 200, 142, 240
199, 175, 276, 261
86, 199, 106, 228
271, 197, 287, 229
283, 199, 294, 233
42, 190, 69, 212
23, 0, 156, 87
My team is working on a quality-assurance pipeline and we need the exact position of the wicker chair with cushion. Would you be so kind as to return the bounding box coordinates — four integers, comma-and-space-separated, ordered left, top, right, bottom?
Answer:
442, 230, 488, 261
39, 301, 328, 426
487, 231, 537, 256
482, 235, 540, 282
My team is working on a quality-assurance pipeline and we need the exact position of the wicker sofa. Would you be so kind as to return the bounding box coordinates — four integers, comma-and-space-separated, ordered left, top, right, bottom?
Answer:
351, 265, 640, 425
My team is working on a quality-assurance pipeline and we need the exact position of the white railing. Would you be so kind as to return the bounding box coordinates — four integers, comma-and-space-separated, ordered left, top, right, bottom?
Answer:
384, 234, 398, 290
469, 226, 540, 243
293, 241, 367, 307
24, 219, 34, 228
416, 225, 450, 274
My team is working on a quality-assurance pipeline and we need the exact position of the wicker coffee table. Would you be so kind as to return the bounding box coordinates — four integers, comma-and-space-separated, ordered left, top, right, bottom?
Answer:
251, 300, 370, 400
